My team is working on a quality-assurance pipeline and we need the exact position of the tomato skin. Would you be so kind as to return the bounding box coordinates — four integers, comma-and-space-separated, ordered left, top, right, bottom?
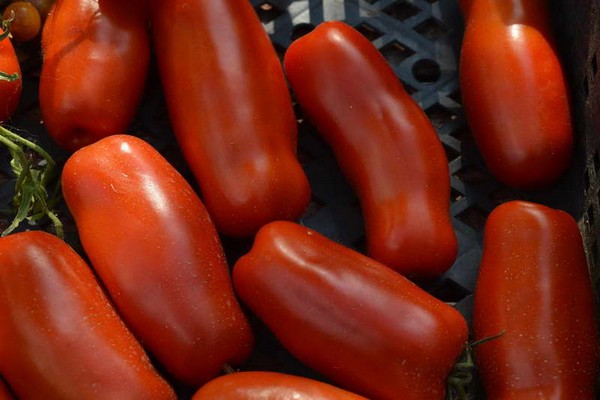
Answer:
459, 0, 573, 189
39, 0, 150, 152
283, 21, 456, 280
61, 135, 254, 387
192, 371, 368, 400
233, 221, 468, 400
0, 32, 21, 122
0, 231, 177, 400
149, 0, 310, 238
473, 201, 599, 399
0, 379, 13, 400
3, 2, 41, 42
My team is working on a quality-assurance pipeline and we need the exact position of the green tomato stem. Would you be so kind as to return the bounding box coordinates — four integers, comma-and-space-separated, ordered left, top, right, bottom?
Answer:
0, 126, 63, 238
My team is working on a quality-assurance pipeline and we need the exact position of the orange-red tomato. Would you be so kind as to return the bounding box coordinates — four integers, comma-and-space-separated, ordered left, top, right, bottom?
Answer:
39, 0, 149, 151
0, 31, 21, 122
149, 0, 310, 237
0, 231, 177, 400
459, 0, 573, 189
61, 135, 254, 387
234, 221, 468, 400
284, 21, 456, 279
192, 372, 368, 400
0, 379, 13, 400
473, 201, 599, 399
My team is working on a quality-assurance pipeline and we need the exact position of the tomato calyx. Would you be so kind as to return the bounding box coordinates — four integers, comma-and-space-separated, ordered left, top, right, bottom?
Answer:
0, 125, 63, 238
445, 330, 505, 400
0, 8, 13, 40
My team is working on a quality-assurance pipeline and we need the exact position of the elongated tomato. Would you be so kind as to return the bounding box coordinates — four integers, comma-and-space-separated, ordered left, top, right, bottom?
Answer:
39, 0, 150, 151
0, 231, 176, 400
61, 135, 254, 387
473, 201, 599, 399
149, 0, 310, 237
233, 221, 468, 400
459, 0, 573, 189
0, 32, 21, 122
284, 21, 456, 280
0, 379, 13, 400
192, 371, 368, 400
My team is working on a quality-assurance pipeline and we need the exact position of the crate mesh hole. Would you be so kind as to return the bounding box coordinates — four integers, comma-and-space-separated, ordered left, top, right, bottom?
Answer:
291, 23, 316, 41
489, 188, 521, 207
355, 22, 383, 41
414, 17, 449, 41
425, 103, 456, 129
592, 51, 598, 76
363, 0, 380, 4
447, 89, 462, 105
403, 81, 417, 95
454, 164, 489, 185
255, 1, 284, 23
302, 199, 326, 219
380, 40, 415, 65
456, 205, 489, 231
413, 58, 441, 83
383, 0, 421, 21
587, 205, 596, 229
443, 142, 460, 163
450, 187, 464, 203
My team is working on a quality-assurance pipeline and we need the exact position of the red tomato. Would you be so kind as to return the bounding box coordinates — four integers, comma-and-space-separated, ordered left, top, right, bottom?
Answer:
149, 0, 311, 237
459, 0, 573, 189
0, 31, 21, 122
0, 231, 176, 400
473, 201, 599, 399
0, 379, 13, 400
233, 221, 468, 400
39, 0, 149, 151
283, 21, 457, 280
61, 135, 254, 387
192, 371, 368, 400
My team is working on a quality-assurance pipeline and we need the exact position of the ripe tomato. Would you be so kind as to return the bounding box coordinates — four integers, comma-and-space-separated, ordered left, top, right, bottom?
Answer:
233, 221, 468, 400
61, 135, 254, 387
283, 21, 457, 280
39, 0, 149, 151
191, 371, 368, 400
0, 231, 177, 400
459, 0, 573, 189
149, 0, 311, 237
0, 30, 21, 122
0, 379, 13, 400
473, 201, 599, 398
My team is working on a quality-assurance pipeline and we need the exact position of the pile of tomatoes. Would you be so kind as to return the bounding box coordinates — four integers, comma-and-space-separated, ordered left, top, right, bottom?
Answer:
0, 1, 597, 399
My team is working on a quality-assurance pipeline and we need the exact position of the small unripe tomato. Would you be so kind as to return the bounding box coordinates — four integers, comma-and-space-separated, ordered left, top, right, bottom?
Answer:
3, 2, 41, 42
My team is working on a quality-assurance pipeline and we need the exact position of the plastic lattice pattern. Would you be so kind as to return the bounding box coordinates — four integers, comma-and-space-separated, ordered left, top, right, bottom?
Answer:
249, 0, 592, 312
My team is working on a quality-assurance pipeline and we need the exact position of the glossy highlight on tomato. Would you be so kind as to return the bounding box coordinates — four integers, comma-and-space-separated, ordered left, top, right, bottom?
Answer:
192, 371, 368, 400
233, 221, 468, 400
39, 0, 150, 151
284, 21, 457, 280
0, 231, 177, 400
61, 135, 254, 387
149, 0, 310, 237
473, 201, 599, 399
459, 0, 573, 189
